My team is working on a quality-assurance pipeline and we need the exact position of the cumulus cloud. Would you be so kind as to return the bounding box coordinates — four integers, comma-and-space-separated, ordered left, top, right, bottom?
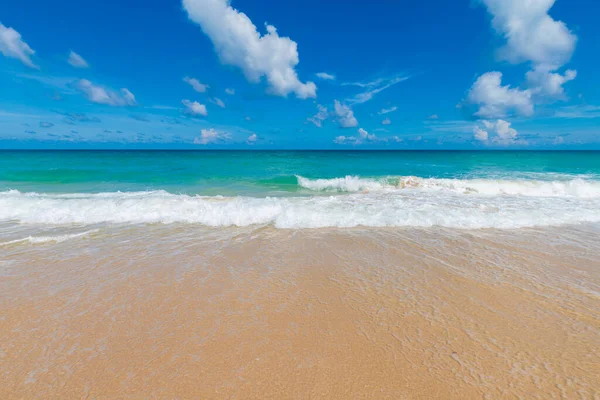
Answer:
76, 79, 137, 106
316, 72, 335, 81
381, 118, 391, 125
358, 128, 377, 141
473, 119, 520, 145
428, 114, 439, 120
307, 105, 328, 128
333, 100, 358, 128
526, 66, 576, 100
225, 88, 235, 95
182, 99, 208, 116
481, 0, 576, 68
193, 128, 231, 144
0, 23, 37, 68
246, 133, 257, 143
334, 128, 377, 145
68, 50, 89, 68
182, 0, 316, 99
467, 72, 533, 118
473, 126, 489, 142
183, 76, 209, 93
468, 0, 578, 118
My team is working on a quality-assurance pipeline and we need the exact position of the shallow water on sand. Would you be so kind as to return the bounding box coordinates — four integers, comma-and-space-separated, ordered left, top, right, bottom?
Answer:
2, 224, 599, 399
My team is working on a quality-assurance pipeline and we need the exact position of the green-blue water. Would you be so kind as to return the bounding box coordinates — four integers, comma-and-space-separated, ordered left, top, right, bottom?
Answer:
1, 151, 600, 229
1, 151, 599, 195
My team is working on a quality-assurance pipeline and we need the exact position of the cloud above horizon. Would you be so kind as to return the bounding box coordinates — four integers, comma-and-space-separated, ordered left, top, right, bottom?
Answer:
68, 51, 89, 68
467, 0, 578, 119
182, 99, 208, 116
333, 100, 358, 128
183, 76, 209, 93
316, 72, 335, 81
76, 79, 137, 106
0, 23, 38, 68
182, 0, 316, 99
473, 119, 520, 145
194, 128, 231, 144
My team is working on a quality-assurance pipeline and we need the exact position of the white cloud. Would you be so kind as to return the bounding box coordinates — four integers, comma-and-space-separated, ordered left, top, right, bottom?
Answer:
212, 97, 226, 108
182, 0, 316, 99
307, 105, 328, 128
225, 88, 235, 95
194, 128, 231, 144
347, 76, 409, 105
333, 100, 358, 128
358, 128, 377, 141
428, 114, 439, 120
391, 136, 403, 143
76, 79, 137, 106
378, 106, 397, 115
246, 133, 257, 143
481, 0, 576, 68
473, 119, 520, 145
183, 76, 209, 93
553, 105, 600, 119
473, 126, 489, 142
467, 72, 533, 118
316, 72, 335, 81
182, 99, 208, 116
334, 128, 377, 145
0, 23, 37, 68
68, 51, 89, 68
526, 66, 576, 100
381, 118, 391, 125
468, 0, 578, 118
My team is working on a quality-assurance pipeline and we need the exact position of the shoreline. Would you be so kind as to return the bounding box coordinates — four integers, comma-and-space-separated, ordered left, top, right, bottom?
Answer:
2, 226, 599, 398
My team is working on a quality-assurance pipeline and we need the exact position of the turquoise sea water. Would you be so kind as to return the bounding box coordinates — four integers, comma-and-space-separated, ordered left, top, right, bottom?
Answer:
1, 151, 600, 230
1, 151, 600, 195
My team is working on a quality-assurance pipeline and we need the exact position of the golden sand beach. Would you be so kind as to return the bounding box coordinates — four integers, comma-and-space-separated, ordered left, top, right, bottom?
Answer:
2, 225, 599, 399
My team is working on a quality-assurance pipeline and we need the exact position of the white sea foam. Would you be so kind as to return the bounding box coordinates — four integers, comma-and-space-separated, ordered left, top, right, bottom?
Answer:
1, 178, 600, 229
296, 175, 600, 198
0, 229, 99, 246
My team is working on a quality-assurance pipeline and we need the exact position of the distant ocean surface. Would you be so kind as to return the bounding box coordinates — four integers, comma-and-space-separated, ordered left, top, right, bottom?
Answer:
1, 150, 600, 230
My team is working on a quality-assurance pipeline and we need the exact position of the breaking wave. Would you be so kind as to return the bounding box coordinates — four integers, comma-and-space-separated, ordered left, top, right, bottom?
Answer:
296, 175, 600, 198
1, 175, 600, 229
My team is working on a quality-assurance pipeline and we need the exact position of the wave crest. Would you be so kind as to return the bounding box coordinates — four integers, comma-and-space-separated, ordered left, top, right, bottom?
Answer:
296, 175, 600, 198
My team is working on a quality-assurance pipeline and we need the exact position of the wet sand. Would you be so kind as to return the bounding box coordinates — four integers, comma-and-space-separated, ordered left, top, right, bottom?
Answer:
2, 225, 600, 399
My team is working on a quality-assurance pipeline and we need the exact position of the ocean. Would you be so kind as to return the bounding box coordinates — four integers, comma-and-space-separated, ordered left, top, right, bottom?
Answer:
2, 150, 600, 398
1, 150, 600, 230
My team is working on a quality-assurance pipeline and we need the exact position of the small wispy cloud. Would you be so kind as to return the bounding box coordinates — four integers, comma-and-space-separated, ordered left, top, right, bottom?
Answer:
212, 97, 226, 108
378, 106, 397, 115
553, 105, 600, 119
76, 79, 137, 106
0, 23, 38, 68
333, 100, 358, 128
307, 105, 328, 128
316, 72, 335, 81
183, 76, 209, 93
67, 51, 89, 68
345, 75, 410, 105
225, 88, 235, 95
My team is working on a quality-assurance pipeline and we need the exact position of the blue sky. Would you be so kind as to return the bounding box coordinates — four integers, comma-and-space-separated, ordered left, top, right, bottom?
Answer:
0, 0, 598, 149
